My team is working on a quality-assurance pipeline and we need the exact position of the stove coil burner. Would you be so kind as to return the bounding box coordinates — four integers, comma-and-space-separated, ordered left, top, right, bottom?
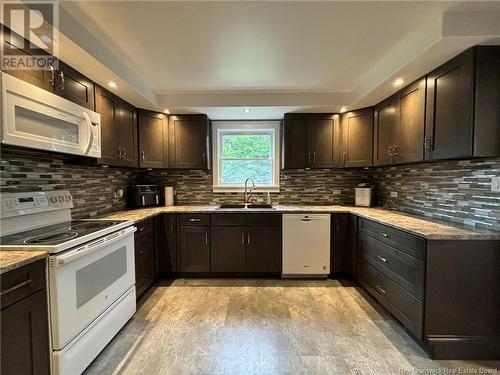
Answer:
24, 231, 78, 244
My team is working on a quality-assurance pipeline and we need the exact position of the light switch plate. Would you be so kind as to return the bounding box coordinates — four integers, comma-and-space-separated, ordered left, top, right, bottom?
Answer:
492, 176, 500, 193
333, 189, 341, 195
390, 192, 398, 198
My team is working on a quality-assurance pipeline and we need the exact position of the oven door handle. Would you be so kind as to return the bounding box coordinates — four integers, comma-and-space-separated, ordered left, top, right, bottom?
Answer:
53, 226, 137, 267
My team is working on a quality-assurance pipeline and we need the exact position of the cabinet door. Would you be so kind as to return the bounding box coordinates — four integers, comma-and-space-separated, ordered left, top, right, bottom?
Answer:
332, 213, 353, 274
246, 226, 282, 273
1, 27, 54, 92
138, 110, 167, 168
395, 78, 425, 164
155, 214, 177, 275
425, 49, 474, 160
211, 227, 246, 272
374, 96, 397, 166
341, 108, 374, 167
54, 61, 95, 110
95, 86, 122, 166
169, 115, 210, 169
282, 115, 308, 168
118, 101, 138, 167
179, 226, 210, 272
308, 115, 335, 168
135, 235, 155, 299
1, 290, 50, 375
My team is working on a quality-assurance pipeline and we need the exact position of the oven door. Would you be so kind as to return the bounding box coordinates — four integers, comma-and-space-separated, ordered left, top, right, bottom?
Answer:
48, 226, 136, 350
0, 72, 101, 157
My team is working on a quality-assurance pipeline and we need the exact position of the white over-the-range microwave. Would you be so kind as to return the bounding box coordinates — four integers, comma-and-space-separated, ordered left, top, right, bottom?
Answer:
0, 72, 101, 158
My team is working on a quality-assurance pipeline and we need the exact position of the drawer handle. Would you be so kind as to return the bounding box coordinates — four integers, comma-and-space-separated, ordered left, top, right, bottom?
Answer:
379, 232, 389, 238
189, 218, 201, 222
241, 232, 245, 245
1, 279, 32, 296
376, 285, 386, 295
377, 255, 387, 263
139, 227, 145, 232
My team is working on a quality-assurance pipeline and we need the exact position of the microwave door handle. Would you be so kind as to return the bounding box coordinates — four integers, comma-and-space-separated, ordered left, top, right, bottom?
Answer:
82, 112, 94, 155
53, 226, 137, 267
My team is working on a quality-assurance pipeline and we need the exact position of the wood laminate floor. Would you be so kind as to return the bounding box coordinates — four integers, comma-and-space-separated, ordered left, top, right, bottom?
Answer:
85, 279, 499, 375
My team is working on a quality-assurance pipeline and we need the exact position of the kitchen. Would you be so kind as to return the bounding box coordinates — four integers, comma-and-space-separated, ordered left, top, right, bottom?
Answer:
0, 1, 499, 374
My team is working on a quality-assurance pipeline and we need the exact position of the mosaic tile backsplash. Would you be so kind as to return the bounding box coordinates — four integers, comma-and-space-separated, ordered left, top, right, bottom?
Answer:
1, 149, 499, 230
0, 151, 132, 218
371, 158, 500, 231
137, 168, 371, 205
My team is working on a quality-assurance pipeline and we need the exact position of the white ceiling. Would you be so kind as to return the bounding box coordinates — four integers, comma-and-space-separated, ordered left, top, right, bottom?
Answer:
56, 1, 500, 119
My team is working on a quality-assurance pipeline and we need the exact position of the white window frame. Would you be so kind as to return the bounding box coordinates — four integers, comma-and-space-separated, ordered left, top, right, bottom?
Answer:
212, 121, 281, 193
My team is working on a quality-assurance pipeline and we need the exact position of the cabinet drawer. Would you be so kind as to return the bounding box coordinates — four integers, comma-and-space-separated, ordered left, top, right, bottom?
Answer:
1, 259, 46, 309
135, 218, 154, 238
359, 233, 424, 300
246, 213, 282, 227
211, 214, 246, 226
358, 259, 423, 339
359, 218, 426, 260
179, 214, 210, 226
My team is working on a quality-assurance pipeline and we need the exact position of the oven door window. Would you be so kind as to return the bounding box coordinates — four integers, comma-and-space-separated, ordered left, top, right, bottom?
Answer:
75, 246, 127, 309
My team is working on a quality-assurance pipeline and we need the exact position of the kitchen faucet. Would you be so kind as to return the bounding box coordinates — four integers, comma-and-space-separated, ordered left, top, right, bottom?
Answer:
244, 177, 256, 204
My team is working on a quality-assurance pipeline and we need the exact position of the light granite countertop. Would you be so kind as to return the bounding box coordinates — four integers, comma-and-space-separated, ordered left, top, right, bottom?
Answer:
100, 205, 500, 241
0, 249, 47, 275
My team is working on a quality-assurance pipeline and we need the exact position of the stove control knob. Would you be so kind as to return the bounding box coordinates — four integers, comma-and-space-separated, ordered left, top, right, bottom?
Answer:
50, 197, 58, 204
58, 196, 64, 202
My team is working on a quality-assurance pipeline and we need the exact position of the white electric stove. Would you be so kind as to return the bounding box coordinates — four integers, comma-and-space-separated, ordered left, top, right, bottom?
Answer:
0, 191, 137, 375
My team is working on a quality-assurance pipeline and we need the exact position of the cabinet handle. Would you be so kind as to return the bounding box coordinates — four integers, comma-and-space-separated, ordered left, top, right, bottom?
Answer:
313, 151, 316, 164
247, 232, 251, 245
49, 64, 55, 87
241, 232, 245, 245
189, 218, 201, 222
393, 144, 398, 157
342, 151, 346, 166
376, 285, 387, 295
377, 255, 387, 263
424, 137, 432, 152
138, 226, 145, 232
202, 153, 206, 165
379, 232, 389, 238
140, 150, 145, 162
116, 146, 122, 158
171, 220, 175, 232
205, 232, 208, 245
59, 71, 65, 91
0, 279, 31, 296
308, 152, 311, 166
122, 147, 127, 160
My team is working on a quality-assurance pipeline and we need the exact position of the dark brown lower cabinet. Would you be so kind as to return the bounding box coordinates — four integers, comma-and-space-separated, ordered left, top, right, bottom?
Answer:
331, 214, 357, 276
154, 214, 178, 275
179, 226, 210, 272
135, 224, 155, 299
211, 227, 247, 272
246, 226, 282, 273
1, 260, 50, 375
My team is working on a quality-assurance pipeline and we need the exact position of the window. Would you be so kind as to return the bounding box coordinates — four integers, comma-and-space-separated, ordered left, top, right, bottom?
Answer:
212, 121, 280, 192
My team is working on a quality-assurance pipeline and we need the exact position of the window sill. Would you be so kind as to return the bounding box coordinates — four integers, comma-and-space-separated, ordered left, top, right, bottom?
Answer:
213, 186, 280, 193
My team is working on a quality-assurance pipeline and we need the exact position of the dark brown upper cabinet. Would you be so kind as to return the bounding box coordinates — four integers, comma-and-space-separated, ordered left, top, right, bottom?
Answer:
1, 27, 95, 111
169, 114, 211, 169
425, 46, 500, 160
282, 113, 337, 169
95, 85, 138, 167
54, 61, 95, 111
138, 110, 169, 169
340, 108, 374, 168
374, 78, 425, 166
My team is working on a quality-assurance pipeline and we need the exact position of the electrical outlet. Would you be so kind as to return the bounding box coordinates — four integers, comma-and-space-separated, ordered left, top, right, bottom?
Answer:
333, 189, 341, 195
390, 192, 398, 198
492, 176, 500, 193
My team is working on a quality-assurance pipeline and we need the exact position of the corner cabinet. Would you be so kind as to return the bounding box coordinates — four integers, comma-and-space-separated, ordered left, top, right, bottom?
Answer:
425, 46, 500, 160
138, 110, 169, 168
169, 114, 211, 169
282, 113, 337, 169
95, 85, 138, 167
340, 108, 374, 167
1, 260, 50, 375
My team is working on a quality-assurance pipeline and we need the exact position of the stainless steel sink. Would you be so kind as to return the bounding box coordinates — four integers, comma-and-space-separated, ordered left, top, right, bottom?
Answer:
216, 204, 275, 210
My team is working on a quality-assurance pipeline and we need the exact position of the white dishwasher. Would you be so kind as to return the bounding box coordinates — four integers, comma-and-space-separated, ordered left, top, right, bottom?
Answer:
282, 214, 331, 278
